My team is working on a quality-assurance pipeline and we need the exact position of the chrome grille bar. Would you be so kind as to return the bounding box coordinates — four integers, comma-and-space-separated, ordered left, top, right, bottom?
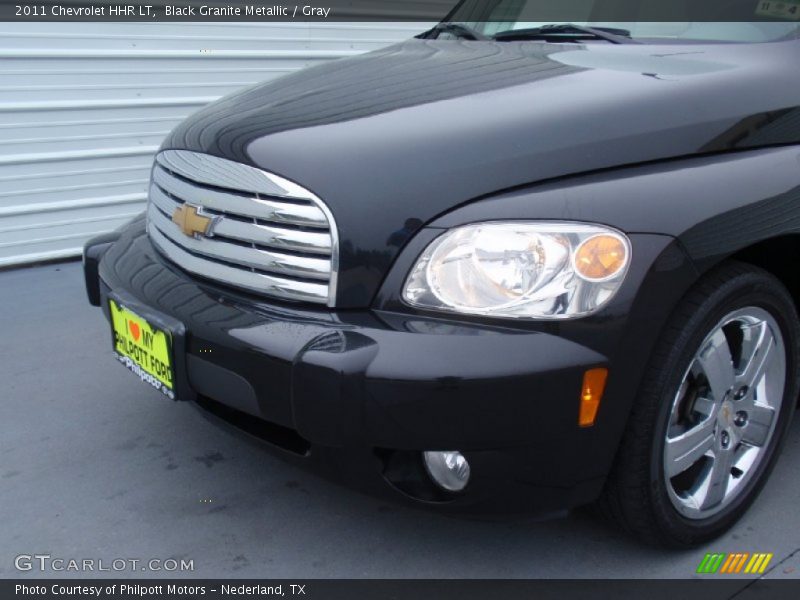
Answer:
149, 185, 332, 256
148, 203, 331, 281
157, 149, 318, 201
149, 227, 329, 304
152, 165, 328, 229
147, 150, 338, 306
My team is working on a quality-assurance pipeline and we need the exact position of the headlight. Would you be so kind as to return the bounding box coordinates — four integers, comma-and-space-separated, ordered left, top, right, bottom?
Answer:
402, 221, 630, 319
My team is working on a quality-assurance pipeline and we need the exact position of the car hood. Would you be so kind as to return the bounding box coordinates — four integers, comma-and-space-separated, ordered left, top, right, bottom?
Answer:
162, 39, 800, 307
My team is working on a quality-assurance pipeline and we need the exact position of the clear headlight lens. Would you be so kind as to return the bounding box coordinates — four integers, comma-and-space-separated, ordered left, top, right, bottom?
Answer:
403, 222, 631, 319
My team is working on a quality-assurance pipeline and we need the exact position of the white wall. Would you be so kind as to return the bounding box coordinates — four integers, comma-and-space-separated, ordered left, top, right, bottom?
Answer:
0, 22, 429, 266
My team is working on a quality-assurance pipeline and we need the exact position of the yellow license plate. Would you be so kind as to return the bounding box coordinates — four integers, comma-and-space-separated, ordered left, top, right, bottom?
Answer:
109, 299, 175, 399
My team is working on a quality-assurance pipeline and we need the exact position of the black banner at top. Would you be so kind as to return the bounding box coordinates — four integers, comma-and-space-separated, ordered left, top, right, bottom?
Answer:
2, 0, 800, 22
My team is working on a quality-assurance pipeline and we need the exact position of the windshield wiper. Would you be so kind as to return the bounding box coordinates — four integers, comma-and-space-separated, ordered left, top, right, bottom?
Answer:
418, 22, 488, 41
493, 24, 640, 44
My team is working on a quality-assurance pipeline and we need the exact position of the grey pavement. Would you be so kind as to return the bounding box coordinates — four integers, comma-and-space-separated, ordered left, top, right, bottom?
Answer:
1, 262, 799, 580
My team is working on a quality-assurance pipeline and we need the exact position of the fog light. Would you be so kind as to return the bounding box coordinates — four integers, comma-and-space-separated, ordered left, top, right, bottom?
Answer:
423, 451, 471, 492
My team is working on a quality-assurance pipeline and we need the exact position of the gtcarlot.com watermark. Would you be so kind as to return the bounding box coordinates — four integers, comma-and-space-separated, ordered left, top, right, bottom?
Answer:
15, 554, 194, 573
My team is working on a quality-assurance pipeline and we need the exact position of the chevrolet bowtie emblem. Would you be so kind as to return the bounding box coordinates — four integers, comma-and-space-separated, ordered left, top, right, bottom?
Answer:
172, 204, 216, 238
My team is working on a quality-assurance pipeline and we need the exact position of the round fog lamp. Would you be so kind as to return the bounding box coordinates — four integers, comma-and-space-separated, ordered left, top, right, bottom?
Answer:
423, 451, 471, 492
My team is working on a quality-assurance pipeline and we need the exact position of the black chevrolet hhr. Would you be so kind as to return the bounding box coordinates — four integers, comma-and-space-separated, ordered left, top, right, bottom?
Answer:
83, 6, 800, 546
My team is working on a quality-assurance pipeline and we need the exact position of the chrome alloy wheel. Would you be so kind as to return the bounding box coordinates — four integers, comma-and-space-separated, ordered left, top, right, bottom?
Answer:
663, 307, 786, 519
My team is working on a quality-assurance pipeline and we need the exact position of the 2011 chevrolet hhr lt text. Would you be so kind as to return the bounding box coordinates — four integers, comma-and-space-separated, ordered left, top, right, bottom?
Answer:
82, 6, 800, 546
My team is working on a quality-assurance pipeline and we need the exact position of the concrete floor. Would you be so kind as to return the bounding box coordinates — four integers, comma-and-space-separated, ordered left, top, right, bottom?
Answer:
1, 262, 799, 581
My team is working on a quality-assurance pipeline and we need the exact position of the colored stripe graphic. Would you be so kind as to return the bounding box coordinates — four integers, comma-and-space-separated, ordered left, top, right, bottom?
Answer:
744, 553, 773, 574
720, 553, 749, 574
697, 553, 774, 574
697, 553, 726, 574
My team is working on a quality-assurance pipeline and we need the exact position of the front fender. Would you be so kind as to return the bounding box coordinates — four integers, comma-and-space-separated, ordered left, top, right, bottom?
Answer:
374, 146, 800, 482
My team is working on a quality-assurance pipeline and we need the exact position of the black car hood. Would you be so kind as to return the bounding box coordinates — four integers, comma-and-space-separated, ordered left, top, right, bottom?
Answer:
163, 39, 800, 306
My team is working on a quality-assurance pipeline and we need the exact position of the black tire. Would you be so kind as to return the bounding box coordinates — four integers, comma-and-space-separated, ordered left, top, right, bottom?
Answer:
599, 261, 800, 547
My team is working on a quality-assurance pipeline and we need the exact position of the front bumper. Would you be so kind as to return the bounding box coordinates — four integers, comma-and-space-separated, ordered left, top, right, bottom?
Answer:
84, 219, 653, 513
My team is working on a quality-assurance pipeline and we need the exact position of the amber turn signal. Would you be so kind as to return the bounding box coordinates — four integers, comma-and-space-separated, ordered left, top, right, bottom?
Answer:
579, 368, 608, 427
574, 234, 628, 281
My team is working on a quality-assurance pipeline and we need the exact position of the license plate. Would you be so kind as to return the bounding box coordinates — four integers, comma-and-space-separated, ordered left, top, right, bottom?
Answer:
109, 299, 176, 399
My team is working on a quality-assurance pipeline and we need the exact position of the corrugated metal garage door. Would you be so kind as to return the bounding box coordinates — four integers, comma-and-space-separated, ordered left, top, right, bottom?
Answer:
0, 21, 431, 267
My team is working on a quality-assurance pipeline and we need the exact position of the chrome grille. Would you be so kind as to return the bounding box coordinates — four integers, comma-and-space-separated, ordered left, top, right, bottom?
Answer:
146, 150, 338, 306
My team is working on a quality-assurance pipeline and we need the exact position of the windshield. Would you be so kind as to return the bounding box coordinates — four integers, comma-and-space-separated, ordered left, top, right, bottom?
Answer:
444, 0, 800, 43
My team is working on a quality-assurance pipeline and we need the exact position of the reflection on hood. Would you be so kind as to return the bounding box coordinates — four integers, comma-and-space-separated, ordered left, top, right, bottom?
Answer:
165, 40, 582, 160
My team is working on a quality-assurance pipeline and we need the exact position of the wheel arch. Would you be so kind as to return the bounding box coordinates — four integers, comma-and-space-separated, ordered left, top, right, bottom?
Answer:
690, 234, 800, 405
728, 235, 800, 314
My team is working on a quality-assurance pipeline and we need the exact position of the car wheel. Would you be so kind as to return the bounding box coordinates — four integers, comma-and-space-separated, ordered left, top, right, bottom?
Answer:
599, 261, 799, 547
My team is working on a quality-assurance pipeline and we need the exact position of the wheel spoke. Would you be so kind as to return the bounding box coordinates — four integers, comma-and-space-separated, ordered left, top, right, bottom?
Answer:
736, 322, 775, 390
696, 329, 735, 402
692, 395, 717, 419
732, 442, 759, 477
665, 417, 716, 478
740, 403, 776, 447
700, 447, 736, 510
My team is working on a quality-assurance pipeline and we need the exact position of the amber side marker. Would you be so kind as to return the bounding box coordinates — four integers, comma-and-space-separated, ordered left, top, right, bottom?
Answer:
579, 368, 608, 427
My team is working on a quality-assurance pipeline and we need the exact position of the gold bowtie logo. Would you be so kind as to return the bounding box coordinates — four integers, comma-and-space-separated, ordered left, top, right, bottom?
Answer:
172, 204, 215, 238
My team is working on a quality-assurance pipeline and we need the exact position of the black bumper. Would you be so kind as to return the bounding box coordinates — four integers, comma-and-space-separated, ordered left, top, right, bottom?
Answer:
84, 219, 691, 513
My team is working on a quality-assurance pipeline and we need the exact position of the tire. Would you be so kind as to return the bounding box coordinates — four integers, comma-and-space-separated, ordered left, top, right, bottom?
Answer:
599, 261, 800, 547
